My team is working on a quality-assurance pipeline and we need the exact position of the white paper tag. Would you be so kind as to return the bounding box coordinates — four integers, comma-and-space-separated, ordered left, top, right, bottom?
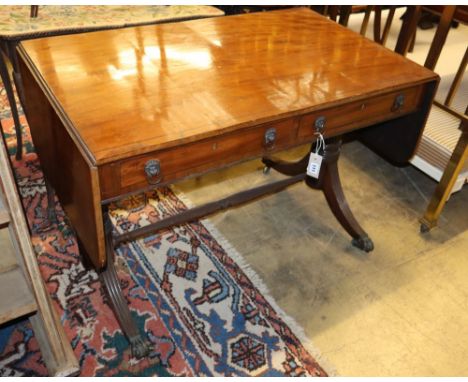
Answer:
307, 152, 323, 179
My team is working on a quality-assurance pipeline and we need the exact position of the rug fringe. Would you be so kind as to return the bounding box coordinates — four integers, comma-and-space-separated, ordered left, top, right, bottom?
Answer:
173, 186, 338, 376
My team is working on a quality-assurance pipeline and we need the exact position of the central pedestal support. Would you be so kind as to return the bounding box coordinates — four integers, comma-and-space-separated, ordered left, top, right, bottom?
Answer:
263, 137, 374, 252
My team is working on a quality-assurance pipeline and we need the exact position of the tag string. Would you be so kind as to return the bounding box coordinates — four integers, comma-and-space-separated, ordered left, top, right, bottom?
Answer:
314, 133, 326, 154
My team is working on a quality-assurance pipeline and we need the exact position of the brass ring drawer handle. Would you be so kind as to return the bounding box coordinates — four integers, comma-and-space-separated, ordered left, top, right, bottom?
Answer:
392, 94, 405, 112
144, 159, 162, 185
314, 116, 326, 133
264, 127, 277, 150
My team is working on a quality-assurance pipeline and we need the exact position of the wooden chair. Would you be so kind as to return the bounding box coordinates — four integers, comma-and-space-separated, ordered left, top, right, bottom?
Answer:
326, 5, 353, 26
381, 5, 467, 231
328, 5, 467, 231
420, 119, 467, 232
407, 6, 468, 53
359, 5, 398, 46
325, 5, 410, 50
418, 46, 467, 231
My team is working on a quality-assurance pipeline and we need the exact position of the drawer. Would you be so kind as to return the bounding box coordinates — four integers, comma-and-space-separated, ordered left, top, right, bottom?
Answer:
100, 118, 298, 199
298, 86, 422, 139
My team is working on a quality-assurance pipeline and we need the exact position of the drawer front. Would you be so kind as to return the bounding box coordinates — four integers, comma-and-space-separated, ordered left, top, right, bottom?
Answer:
100, 118, 297, 198
298, 86, 422, 139
99, 85, 423, 200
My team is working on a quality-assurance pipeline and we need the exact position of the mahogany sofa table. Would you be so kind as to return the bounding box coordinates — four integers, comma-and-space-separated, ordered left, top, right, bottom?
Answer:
17, 8, 438, 358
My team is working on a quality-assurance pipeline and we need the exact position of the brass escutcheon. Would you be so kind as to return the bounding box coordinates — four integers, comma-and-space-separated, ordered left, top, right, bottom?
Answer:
314, 116, 326, 132
391, 94, 405, 112
144, 159, 162, 185
264, 127, 277, 149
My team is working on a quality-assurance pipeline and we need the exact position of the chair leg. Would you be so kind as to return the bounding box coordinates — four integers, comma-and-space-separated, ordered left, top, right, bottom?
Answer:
360, 6, 374, 36
420, 124, 467, 232
0, 50, 23, 160
395, 6, 421, 56
444, 47, 468, 107
381, 6, 396, 46
373, 6, 383, 43
424, 5, 457, 70
328, 6, 339, 22
30, 5, 39, 18
409, 28, 416, 53
373, 6, 396, 46
338, 5, 352, 27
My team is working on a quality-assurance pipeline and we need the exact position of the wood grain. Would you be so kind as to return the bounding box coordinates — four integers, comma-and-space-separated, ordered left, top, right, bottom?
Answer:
0, 227, 17, 273
298, 85, 422, 141
102, 118, 297, 199
19, 7, 437, 165
0, 210, 9, 228
0, 171, 10, 229
0, 111, 79, 375
0, 268, 37, 324
18, 50, 106, 270
98, 84, 424, 199
18, 7, 439, 269
358, 81, 438, 165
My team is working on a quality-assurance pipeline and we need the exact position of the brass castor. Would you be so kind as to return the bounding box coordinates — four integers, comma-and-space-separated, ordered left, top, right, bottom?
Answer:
352, 235, 374, 252
420, 223, 431, 233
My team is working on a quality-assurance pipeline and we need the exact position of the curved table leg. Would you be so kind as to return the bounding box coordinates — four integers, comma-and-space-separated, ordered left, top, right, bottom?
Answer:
262, 152, 309, 176
100, 212, 152, 359
305, 138, 374, 252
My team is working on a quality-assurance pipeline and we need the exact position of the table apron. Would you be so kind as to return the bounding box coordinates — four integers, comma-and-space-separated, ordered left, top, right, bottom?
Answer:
99, 84, 424, 201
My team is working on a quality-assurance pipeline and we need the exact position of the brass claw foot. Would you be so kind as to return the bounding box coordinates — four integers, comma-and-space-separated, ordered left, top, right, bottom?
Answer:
352, 235, 374, 252
129, 335, 152, 359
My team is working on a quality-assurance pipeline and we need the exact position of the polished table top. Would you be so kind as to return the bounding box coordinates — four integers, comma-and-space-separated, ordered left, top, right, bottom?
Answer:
20, 7, 436, 165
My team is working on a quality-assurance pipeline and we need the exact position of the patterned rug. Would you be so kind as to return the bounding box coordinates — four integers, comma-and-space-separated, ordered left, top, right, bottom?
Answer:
0, 86, 328, 376
0, 6, 223, 38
